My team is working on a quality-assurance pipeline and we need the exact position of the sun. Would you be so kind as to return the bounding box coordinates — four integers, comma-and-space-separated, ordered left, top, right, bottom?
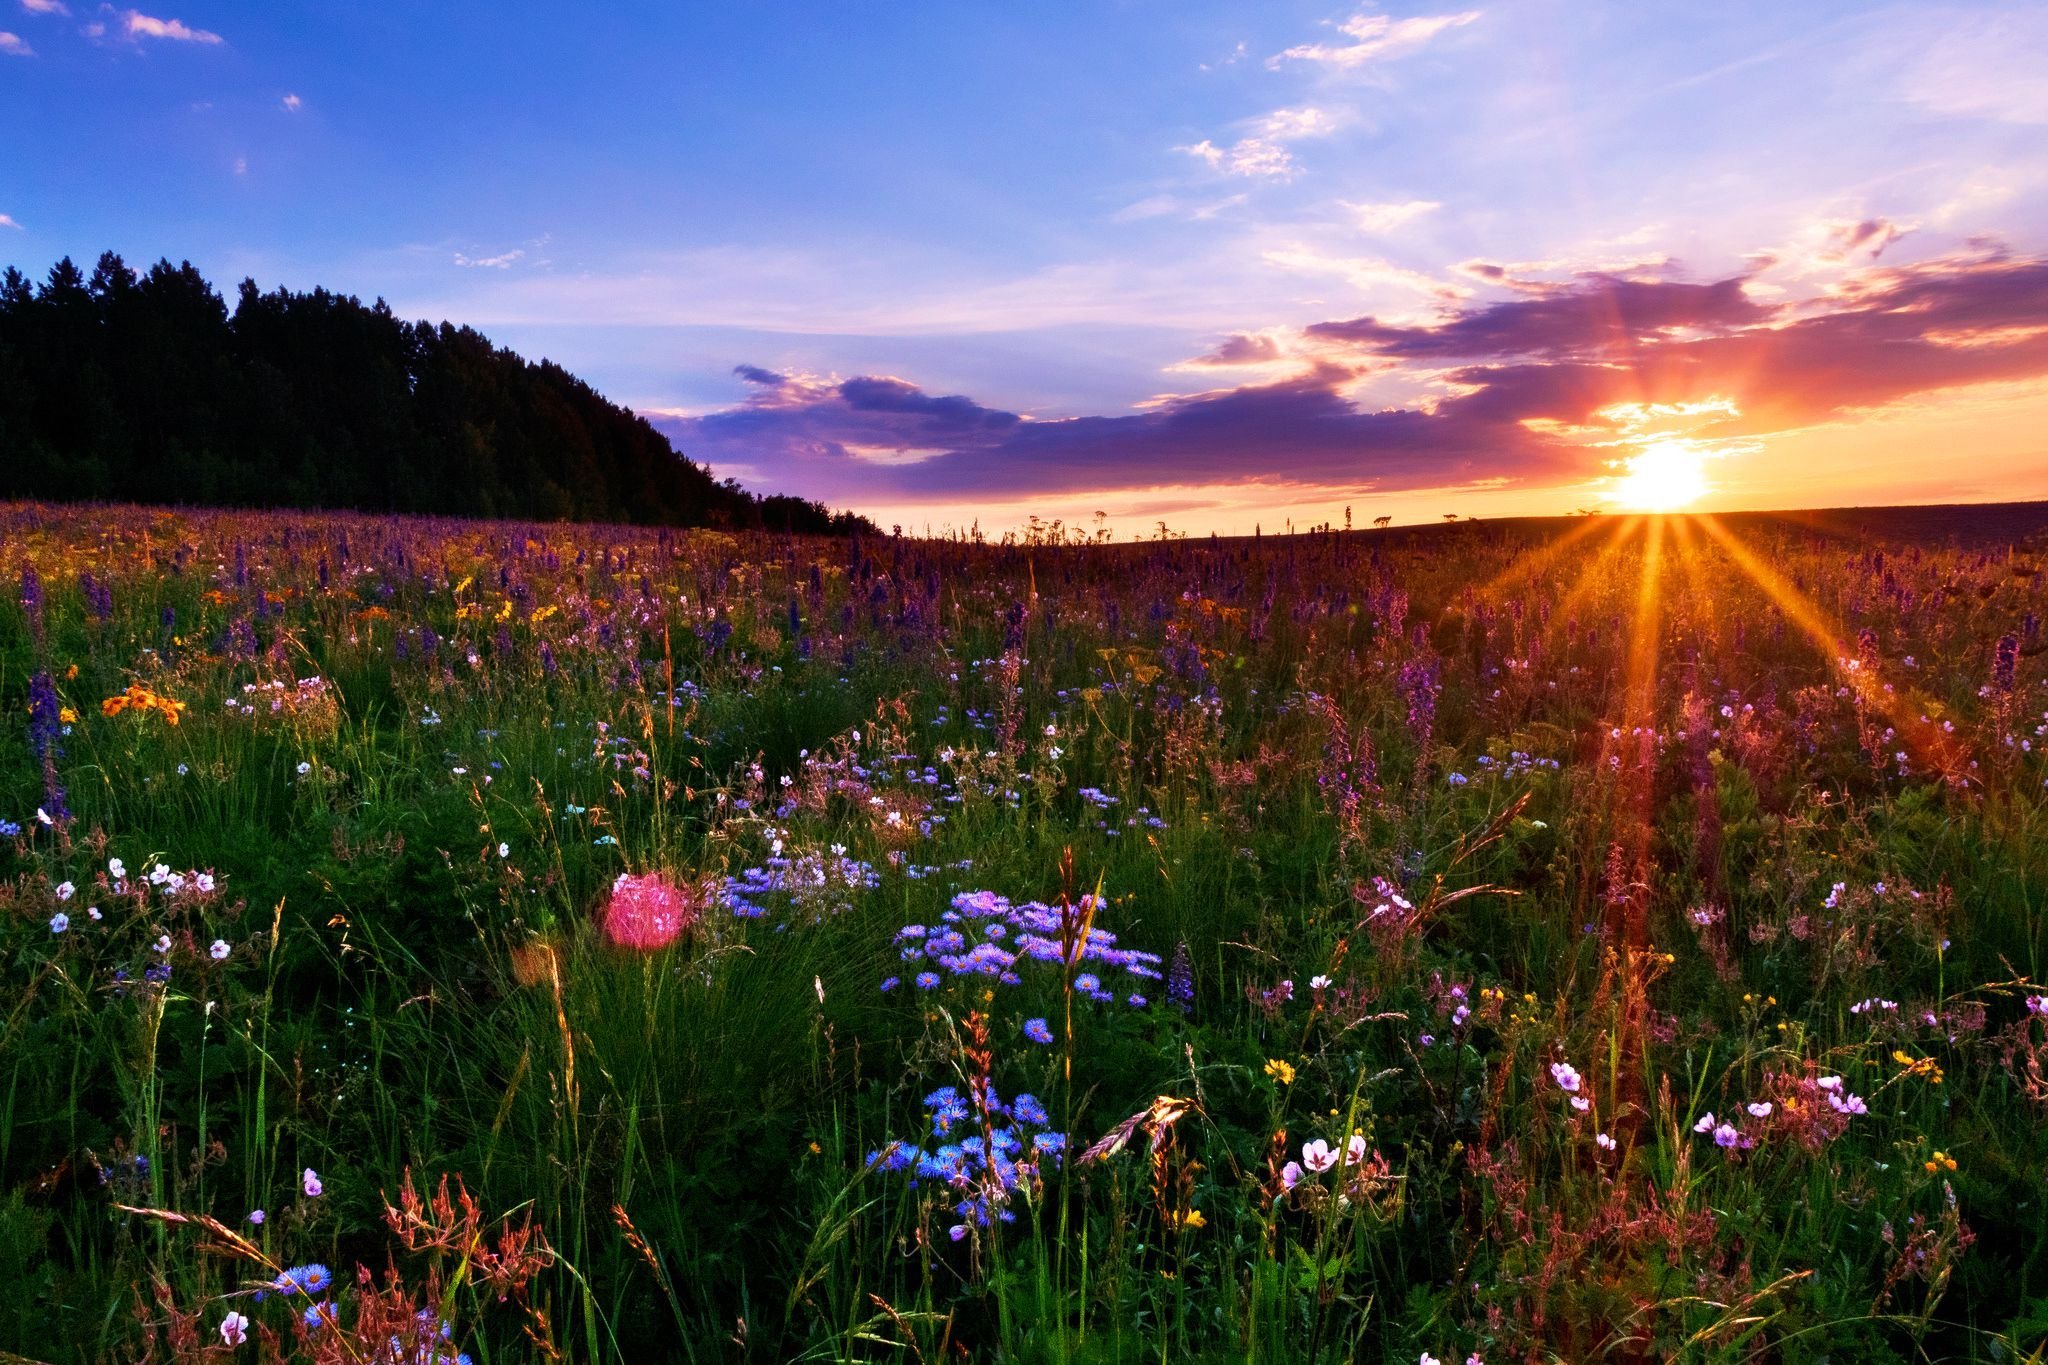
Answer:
1611, 440, 1710, 512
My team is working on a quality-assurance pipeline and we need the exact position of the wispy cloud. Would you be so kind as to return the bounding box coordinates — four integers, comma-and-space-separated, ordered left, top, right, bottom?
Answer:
1897, 5, 2048, 123
121, 9, 222, 43
1176, 106, 1340, 180
281, 92, 302, 112
453, 249, 525, 269
0, 28, 32, 53
0, 213, 21, 229
1271, 9, 1481, 71
1344, 199, 1442, 234
20, 0, 68, 14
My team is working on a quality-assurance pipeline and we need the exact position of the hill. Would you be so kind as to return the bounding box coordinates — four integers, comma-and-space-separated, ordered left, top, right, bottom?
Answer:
0, 252, 873, 534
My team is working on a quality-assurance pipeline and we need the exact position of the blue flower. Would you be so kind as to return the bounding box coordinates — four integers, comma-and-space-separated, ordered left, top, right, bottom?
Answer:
276, 1263, 332, 1296
880, 976, 900, 992
915, 971, 941, 990
1023, 1017, 1054, 1045
1012, 1093, 1049, 1125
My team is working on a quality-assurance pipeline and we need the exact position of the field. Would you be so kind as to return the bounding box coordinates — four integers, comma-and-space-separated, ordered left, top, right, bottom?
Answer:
6, 498, 2048, 1363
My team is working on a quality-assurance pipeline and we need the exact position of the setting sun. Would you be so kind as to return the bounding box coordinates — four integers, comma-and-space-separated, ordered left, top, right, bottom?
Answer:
1611, 441, 1711, 512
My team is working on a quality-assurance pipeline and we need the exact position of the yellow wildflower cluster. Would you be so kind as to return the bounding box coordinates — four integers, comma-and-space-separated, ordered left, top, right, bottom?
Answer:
101, 684, 187, 726
1923, 1150, 1958, 1174
1893, 1050, 1945, 1085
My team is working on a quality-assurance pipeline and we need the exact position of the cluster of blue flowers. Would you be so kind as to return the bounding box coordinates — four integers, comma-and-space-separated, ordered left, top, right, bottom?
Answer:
870, 1084, 1066, 1241
722, 846, 881, 925
878, 889, 1163, 1007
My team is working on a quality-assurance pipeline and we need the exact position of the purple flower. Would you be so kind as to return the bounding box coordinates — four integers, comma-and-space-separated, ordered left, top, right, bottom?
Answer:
1549, 1061, 1581, 1093
302, 1167, 323, 1197
1023, 1017, 1054, 1045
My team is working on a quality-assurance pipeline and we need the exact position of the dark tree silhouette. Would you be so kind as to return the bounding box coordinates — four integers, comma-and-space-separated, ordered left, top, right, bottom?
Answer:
0, 252, 875, 533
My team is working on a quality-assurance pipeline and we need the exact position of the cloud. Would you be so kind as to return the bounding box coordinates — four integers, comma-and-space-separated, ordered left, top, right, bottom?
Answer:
1307, 274, 1768, 359
0, 213, 20, 229
281, 92, 302, 112
1189, 333, 1286, 366
20, 0, 68, 12
121, 9, 221, 43
1818, 216, 1908, 262
1176, 106, 1339, 180
1898, 6, 2048, 124
1271, 9, 1481, 70
0, 29, 31, 53
646, 245, 2048, 511
453, 249, 525, 269
1344, 199, 1441, 234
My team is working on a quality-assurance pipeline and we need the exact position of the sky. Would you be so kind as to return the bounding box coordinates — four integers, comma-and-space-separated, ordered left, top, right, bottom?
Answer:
4, 1, 2048, 536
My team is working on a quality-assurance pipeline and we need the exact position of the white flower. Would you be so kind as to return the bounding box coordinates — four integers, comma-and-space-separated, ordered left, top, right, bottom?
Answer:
108, 857, 126, 879
220, 1311, 249, 1347
1693, 1112, 1717, 1133
1310, 974, 1332, 990
1300, 1139, 1338, 1173
297, 761, 312, 775
195, 873, 214, 893
155, 934, 172, 954
87, 906, 102, 921
210, 940, 231, 961
1746, 1101, 1773, 1118
1595, 1132, 1616, 1150
497, 842, 510, 858
56, 880, 75, 901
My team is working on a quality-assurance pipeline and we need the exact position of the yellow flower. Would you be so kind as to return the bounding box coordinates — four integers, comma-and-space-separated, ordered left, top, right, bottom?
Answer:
58, 706, 78, 724
1167, 1207, 1206, 1232
1264, 1058, 1296, 1086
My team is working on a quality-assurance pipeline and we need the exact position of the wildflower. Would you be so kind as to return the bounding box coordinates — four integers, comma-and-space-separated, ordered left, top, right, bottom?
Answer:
1746, 1101, 1773, 1118
1166, 940, 1195, 1014
219, 1311, 249, 1347
880, 976, 900, 992
1693, 1112, 1717, 1133
210, 940, 231, 961
1023, 1017, 1054, 1045
276, 1262, 331, 1295
49, 912, 69, 934
1301, 1139, 1338, 1173
1924, 1150, 1958, 1173
1596, 1132, 1616, 1150
302, 1303, 330, 1331
108, 857, 125, 880
1310, 973, 1332, 990
1549, 1061, 1581, 1093
1264, 1058, 1296, 1085
302, 1168, 324, 1198
915, 971, 941, 991
599, 872, 699, 951
154, 935, 172, 954
498, 842, 510, 858
1423, 1354, 1442, 1365
1344, 1134, 1369, 1165
87, 906, 101, 920
55, 880, 74, 901
1570, 1095, 1590, 1112
248, 1209, 265, 1224
2028, 996, 2048, 1017
1713, 1123, 1742, 1149
297, 761, 312, 775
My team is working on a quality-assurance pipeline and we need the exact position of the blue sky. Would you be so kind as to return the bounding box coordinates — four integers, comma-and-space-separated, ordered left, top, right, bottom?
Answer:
5, 2, 2047, 532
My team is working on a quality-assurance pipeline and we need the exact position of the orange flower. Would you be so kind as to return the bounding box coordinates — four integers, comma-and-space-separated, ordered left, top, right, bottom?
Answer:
101, 684, 186, 726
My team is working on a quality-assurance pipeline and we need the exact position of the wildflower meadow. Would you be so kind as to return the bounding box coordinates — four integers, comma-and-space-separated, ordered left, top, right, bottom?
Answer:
6, 497, 2048, 1362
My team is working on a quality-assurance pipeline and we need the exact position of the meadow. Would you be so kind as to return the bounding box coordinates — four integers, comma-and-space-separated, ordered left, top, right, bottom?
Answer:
5, 497, 2048, 1363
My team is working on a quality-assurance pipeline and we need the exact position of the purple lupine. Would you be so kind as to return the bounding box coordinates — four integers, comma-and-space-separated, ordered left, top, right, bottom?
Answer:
27, 670, 69, 822
1994, 632, 2019, 694
19, 565, 44, 642
1166, 940, 1195, 1015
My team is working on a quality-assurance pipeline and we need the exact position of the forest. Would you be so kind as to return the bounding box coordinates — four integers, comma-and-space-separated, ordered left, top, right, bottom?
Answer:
0, 252, 873, 535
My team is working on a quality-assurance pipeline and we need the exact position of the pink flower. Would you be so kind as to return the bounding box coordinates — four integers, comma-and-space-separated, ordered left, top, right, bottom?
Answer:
302, 1167, 323, 1197
1344, 1134, 1370, 1165
1280, 1160, 1303, 1189
1549, 1061, 1581, 1092
220, 1311, 249, 1346
1301, 1139, 1338, 1173
600, 872, 699, 951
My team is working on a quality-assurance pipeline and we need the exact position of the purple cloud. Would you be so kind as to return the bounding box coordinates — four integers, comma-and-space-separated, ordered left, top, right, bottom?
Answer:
649, 246, 2048, 506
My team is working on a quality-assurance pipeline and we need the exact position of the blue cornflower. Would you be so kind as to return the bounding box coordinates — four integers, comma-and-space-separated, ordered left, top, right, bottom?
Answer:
880, 976, 900, 992
914, 971, 941, 990
276, 1263, 332, 1296
1023, 1017, 1054, 1045
1074, 973, 1100, 993
1012, 1093, 1049, 1125
302, 1302, 330, 1330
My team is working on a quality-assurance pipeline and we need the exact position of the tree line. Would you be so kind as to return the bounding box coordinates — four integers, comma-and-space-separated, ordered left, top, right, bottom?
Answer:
0, 252, 874, 534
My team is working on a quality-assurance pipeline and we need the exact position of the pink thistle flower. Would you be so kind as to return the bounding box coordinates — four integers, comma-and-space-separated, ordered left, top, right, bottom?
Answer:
600, 872, 699, 951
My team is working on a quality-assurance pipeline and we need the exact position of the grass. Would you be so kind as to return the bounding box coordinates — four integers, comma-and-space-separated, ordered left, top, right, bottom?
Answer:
3, 500, 2048, 1361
